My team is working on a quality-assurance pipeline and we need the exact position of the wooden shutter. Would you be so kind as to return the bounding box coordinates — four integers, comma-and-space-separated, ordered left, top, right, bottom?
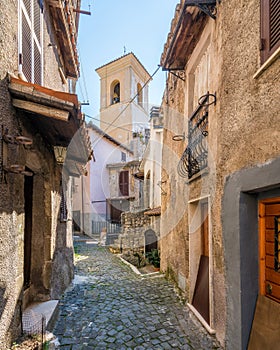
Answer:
119, 171, 129, 196
22, 5, 32, 82
33, 0, 42, 84
261, 0, 280, 63
20, 0, 42, 84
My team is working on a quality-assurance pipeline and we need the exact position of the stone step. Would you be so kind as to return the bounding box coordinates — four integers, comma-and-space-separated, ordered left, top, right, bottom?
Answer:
22, 300, 59, 335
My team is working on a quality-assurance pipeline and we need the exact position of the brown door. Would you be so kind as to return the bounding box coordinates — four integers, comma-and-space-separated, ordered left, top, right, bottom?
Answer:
192, 202, 210, 323
119, 171, 129, 196
259, 198, 280, 303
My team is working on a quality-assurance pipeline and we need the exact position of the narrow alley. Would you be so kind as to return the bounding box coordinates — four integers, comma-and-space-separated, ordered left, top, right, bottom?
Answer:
52, 240, 222, 350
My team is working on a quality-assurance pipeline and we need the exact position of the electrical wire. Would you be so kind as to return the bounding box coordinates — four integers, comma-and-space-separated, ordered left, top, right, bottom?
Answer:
83, 65, 161, 150
77, 44, 89, 103
85, 114, 133, 132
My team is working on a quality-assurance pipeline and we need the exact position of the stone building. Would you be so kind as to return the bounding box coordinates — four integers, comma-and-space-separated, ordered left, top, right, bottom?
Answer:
73, 53, 152, 243
72, 122, 133, 235
96, 52, 151, 147
0, 1, 91, 348
160, 0, 280, 348
118, 106, 163, 254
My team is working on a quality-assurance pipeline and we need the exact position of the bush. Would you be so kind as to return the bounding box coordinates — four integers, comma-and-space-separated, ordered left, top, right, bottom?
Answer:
146, 249, 160, 268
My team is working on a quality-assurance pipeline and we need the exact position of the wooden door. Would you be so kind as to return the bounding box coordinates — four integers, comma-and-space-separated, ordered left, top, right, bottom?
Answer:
192, 202, 210, 323
259, 198, 280, 303
119, 171, 129, 196
201, 202, 209, 257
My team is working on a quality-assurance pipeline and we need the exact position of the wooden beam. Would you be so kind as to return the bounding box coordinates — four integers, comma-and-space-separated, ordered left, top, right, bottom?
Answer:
12, 99, 70, 121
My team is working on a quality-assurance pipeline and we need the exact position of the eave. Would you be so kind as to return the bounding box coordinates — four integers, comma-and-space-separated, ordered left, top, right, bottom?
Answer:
144, 207, 161, 216
46, 0, 80, 79
160, 2, 208, 71
8, 76, 93, 176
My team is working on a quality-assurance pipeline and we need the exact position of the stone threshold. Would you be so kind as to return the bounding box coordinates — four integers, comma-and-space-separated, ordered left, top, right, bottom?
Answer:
187, 303, 216, 335
118, 255, 164, 279
22, 300, 59, 334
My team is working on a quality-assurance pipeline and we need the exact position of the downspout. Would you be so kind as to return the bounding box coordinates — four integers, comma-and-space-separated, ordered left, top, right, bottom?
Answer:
81, 175, 85, 234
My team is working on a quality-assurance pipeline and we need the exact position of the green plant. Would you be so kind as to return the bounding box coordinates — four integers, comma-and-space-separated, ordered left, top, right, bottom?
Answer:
146, 249, 160, 268
133, 252, 143, 268
43, 341, 50, 350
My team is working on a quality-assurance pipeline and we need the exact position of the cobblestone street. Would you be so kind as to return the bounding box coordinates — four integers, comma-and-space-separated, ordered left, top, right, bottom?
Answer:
53, 240, 222, 350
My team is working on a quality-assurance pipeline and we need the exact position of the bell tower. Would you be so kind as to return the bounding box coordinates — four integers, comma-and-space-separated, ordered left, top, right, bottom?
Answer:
96, 52, 151, 146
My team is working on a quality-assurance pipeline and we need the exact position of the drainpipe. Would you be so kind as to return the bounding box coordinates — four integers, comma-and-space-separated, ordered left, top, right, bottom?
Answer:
81, 175, 85, 234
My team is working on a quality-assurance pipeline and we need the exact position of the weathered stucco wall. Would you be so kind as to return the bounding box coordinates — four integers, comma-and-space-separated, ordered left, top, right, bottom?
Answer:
0, 2, 75, 348
160, 0, 280, 347
160, 72, 190, 293
217, 1, 280, 348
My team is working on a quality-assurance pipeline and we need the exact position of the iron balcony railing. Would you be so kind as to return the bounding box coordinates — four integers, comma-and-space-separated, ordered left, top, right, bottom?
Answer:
178, 92, 216, 179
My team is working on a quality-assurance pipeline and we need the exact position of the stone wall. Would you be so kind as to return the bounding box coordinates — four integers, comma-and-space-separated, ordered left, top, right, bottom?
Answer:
0, 2, 75, 348
160, 0, 280, 347
217, 1, 279, 348
119, 210, 151, 252
160, 71, 189, 294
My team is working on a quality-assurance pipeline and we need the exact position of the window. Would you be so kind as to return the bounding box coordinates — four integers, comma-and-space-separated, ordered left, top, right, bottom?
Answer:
19, 0, 43, 84
111, 80, 120, 104
119, 170, 129, 196
261, 0, 280, 64
121, 152, 126, 162
137, 83, 143, 106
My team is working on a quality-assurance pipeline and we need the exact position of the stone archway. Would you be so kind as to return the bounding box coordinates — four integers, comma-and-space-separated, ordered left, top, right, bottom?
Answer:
144, 229, 158, 254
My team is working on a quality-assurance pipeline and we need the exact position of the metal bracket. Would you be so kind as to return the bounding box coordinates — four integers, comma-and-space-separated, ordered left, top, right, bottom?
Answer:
157, 180, 167, 195
170, 71, 186, 82
184, 0, 221, 19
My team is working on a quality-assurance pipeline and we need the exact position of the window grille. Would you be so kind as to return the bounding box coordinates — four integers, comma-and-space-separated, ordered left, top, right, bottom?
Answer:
177, 93, 216, 179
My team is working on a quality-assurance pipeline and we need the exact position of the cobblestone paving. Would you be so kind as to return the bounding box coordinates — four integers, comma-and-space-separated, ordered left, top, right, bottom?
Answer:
53, 241, 223, 350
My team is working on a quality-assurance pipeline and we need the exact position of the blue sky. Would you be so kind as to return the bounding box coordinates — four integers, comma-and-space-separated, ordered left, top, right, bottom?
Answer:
77, 0, 179, 124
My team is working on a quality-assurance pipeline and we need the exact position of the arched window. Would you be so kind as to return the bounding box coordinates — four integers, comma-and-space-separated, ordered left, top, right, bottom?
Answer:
137, 83, 143, 106
111, 80, 120, 104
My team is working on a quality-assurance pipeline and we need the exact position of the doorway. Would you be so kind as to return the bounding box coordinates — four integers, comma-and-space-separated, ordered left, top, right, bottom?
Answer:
192, 201, 210, 324
144, 229, 158, 254
259, 198, 280, 303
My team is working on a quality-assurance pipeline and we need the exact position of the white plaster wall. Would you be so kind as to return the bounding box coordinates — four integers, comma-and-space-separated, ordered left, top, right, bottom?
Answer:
89, 129, 132, 217
143, 121, 163, 209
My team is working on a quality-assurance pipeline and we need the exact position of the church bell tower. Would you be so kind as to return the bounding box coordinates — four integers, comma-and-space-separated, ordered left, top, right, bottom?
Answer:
96, 52, 151, 146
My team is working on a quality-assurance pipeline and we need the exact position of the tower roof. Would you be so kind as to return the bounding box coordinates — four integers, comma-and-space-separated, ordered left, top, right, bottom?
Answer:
96, 52, 151, 80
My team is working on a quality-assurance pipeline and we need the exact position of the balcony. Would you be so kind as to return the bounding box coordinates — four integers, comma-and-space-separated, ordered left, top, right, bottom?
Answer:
178, 92, 215, 179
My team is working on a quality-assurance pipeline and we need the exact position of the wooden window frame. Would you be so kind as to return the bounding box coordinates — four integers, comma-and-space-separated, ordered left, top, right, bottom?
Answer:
260, 0, 280, 64
119, 170, 129, 196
